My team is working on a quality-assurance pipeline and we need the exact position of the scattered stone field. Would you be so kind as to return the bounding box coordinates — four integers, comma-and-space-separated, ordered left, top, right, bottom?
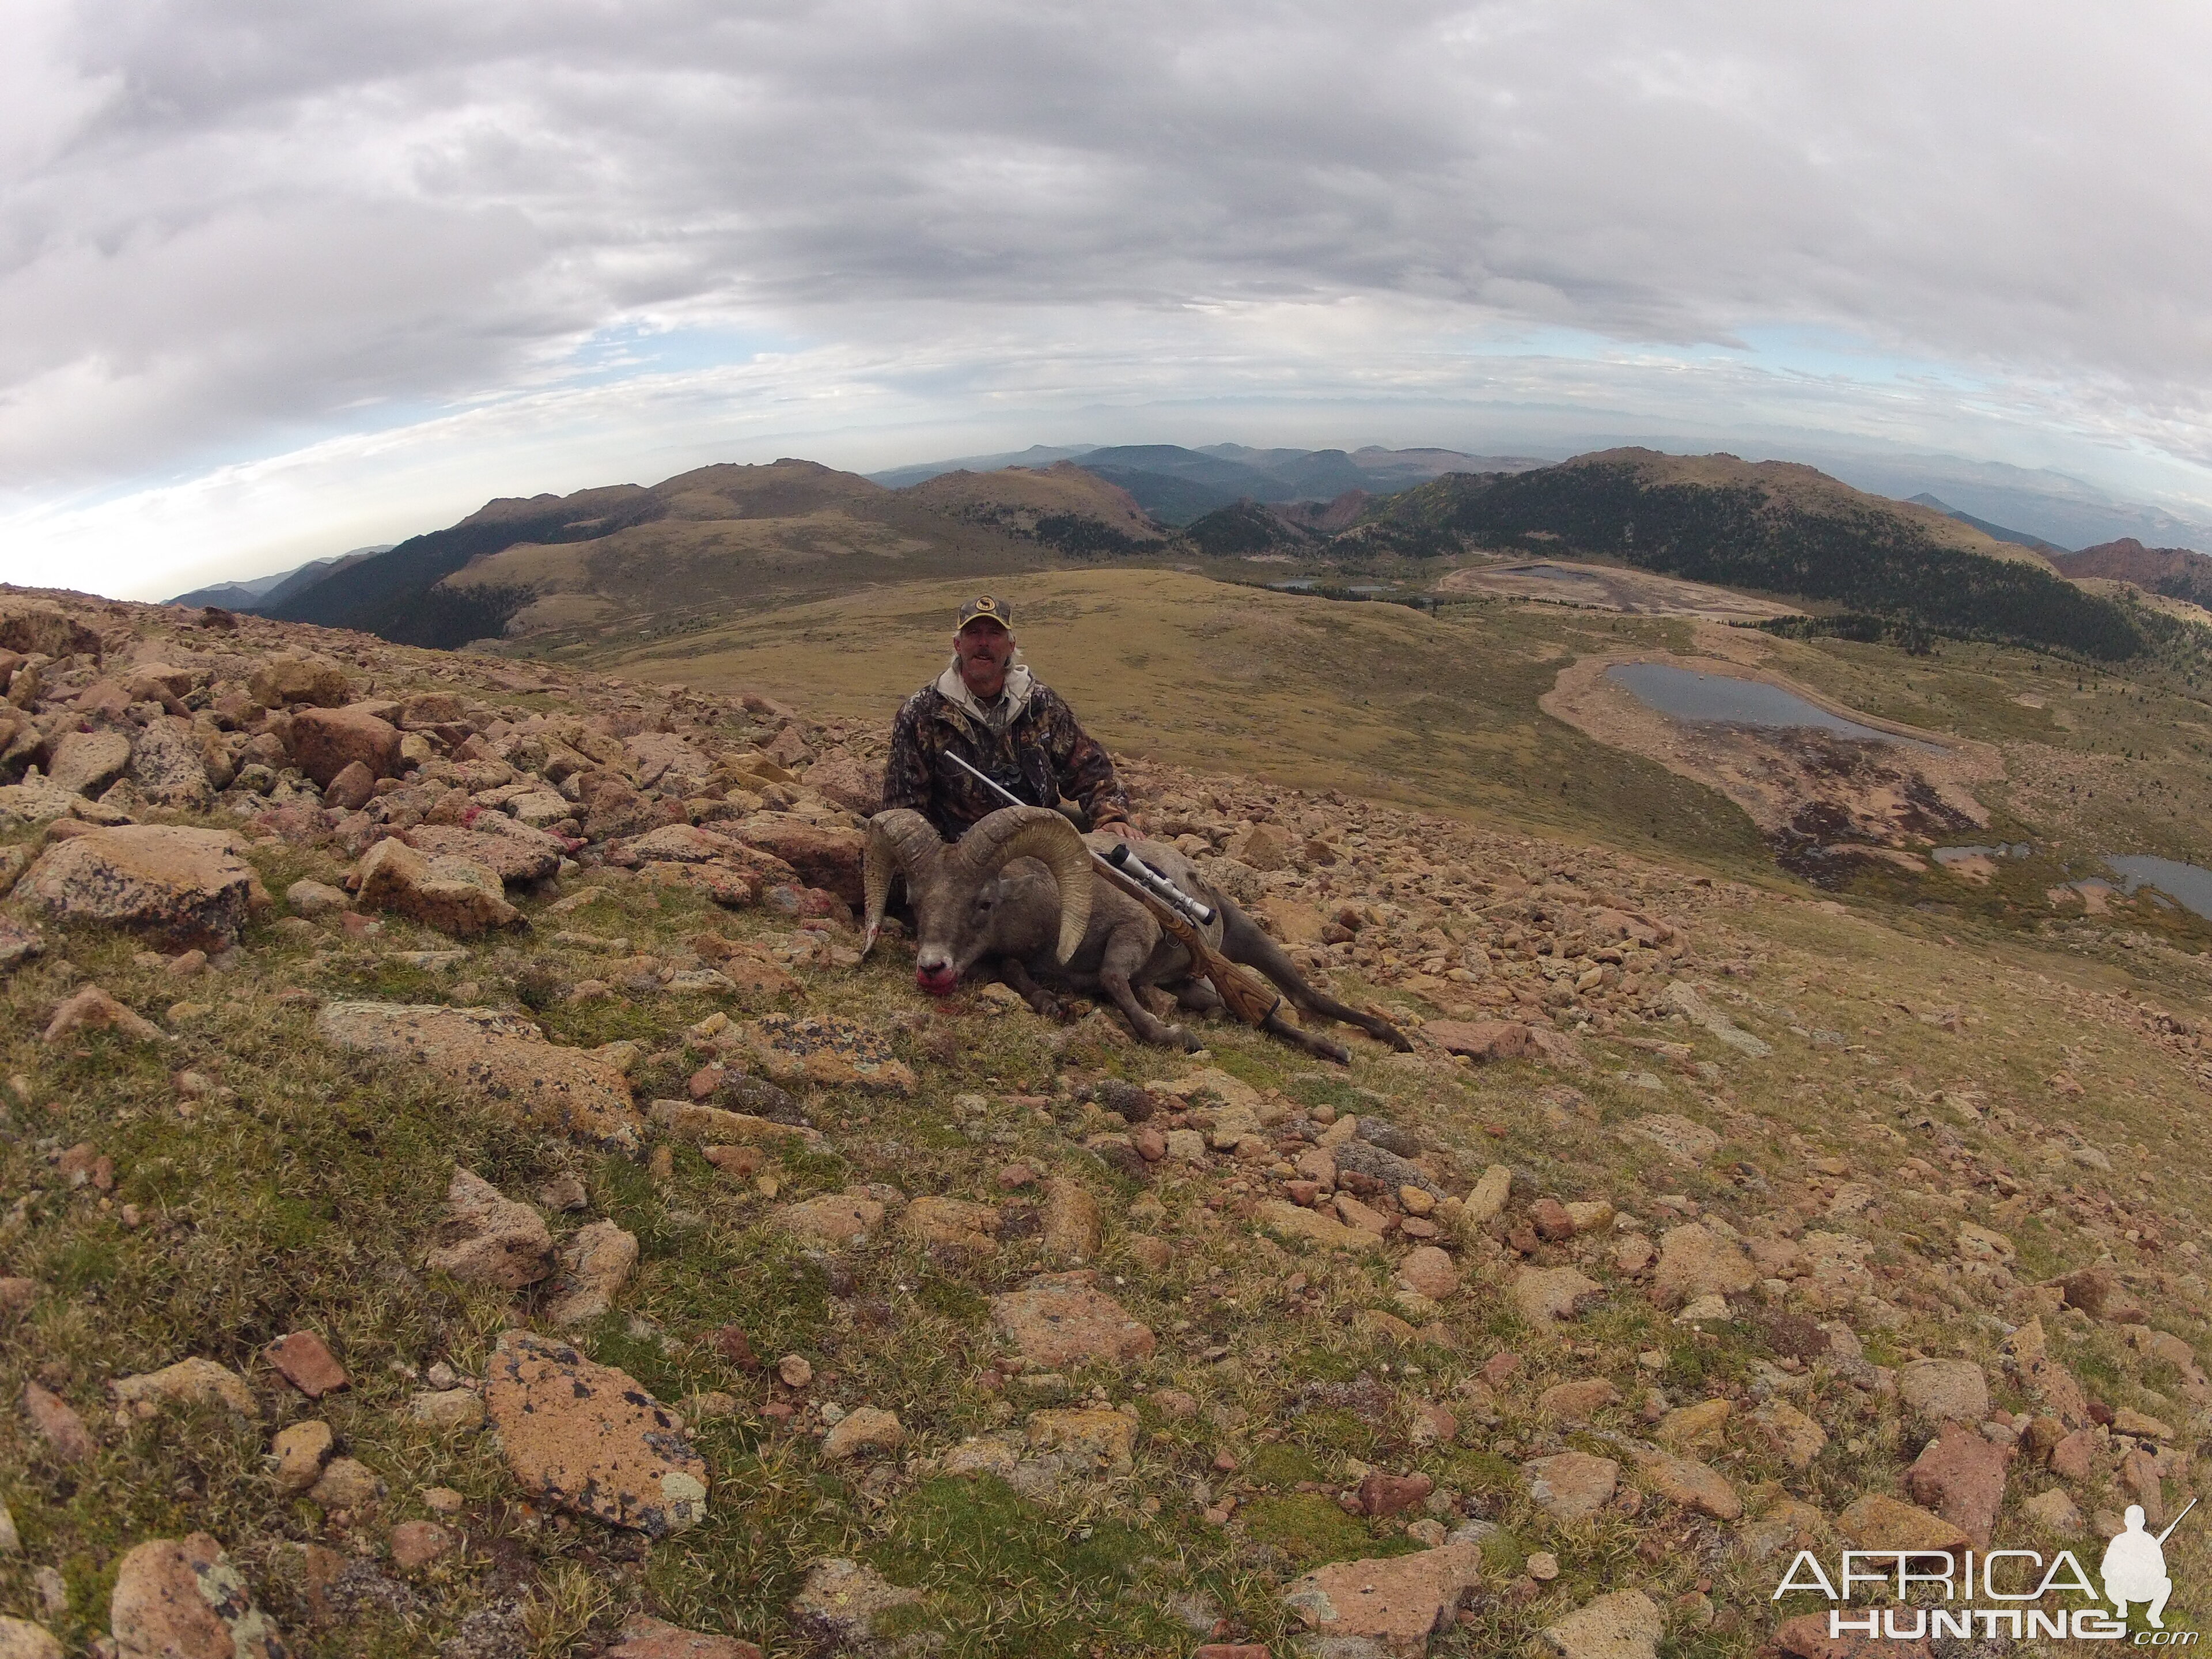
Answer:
2, 588, 2210, 1657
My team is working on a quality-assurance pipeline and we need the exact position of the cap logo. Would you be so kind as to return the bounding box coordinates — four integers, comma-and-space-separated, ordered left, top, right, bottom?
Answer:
957, 595, 1011, 628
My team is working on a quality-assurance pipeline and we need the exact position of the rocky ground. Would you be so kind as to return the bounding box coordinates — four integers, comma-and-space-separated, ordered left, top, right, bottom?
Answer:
2, 588, 2210, 1657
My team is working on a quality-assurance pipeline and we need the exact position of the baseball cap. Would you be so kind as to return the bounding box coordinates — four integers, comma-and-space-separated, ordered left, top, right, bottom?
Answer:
956, 595, 1012, 630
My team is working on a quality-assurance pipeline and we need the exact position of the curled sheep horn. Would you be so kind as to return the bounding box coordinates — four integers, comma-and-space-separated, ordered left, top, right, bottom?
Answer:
950, 805, 1095, 964
859, 808, 943, 960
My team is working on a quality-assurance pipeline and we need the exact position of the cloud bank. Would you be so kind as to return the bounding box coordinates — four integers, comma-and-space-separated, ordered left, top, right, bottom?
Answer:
6, 0, 2212, 596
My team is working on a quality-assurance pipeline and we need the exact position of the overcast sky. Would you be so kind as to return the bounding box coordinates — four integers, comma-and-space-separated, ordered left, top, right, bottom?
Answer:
6, 0, 2212, 599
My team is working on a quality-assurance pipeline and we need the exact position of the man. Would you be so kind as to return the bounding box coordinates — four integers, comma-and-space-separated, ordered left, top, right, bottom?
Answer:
884, 594, 1138, 843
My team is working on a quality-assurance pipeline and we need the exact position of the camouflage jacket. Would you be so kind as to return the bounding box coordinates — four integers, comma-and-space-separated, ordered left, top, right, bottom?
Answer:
884, 660, 1131, 842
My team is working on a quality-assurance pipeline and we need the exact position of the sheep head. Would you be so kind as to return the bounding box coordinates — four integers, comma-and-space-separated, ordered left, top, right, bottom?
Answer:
861, 805, 1094, 996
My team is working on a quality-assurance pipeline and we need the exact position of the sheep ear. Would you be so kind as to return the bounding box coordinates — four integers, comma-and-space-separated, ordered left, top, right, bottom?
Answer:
861, 809, 940, 960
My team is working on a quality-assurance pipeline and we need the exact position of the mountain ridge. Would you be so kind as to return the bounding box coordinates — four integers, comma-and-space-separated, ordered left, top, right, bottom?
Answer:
248, 444, 2182, 664
1902, 493, 2068, 554
2051, 536, 2212, 609
1362, 448, 2145, 658
167, 546, 392, 612
263, 458, 1142, 649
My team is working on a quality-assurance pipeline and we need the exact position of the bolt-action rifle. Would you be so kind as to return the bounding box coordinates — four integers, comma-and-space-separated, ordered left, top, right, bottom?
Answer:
945, 753, 1345, 1059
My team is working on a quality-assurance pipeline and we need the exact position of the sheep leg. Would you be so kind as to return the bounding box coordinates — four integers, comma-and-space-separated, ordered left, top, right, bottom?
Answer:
1164, 971, 1345, 1059
1173, 978, 1224, 1013
1219, 900, 1413, 1051
1104, 971, 1202, 1050
1098, 926, 1201, 1050
1258, 1006, 1352, 1065
995, 956, 1067, 1020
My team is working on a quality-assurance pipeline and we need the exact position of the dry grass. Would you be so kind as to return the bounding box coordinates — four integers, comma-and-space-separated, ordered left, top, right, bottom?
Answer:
580, 567, 1771, 869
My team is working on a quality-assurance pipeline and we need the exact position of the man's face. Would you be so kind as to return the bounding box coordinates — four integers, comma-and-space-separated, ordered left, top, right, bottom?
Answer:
954, 619, 1014, 698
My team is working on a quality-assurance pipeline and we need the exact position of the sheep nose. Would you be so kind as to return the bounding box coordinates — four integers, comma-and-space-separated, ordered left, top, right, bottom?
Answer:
915, 952, 958, 995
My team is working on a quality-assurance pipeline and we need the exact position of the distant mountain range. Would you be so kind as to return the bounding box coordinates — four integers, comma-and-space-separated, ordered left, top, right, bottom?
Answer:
1805, 449, 2212, 554
1903, 494, 2068, 555
168, 441, 2211, 666
232, 445, 1529, 647
871, 442, 1544, 525
177, 438, 2212, 641
166, 547, 391, 612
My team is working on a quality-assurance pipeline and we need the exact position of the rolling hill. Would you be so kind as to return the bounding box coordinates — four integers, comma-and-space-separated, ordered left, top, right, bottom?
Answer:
899, 461, 1164, 553
1365, 448, 2146, 659
866, 443, 1098, 488
263, 461, 1162, 650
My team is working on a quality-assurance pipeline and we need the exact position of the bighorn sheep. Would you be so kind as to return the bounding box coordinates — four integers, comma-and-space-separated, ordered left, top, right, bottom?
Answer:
859, 804, 1411, 1059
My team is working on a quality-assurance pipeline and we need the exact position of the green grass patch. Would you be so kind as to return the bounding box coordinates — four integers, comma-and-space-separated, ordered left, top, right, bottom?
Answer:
1441, 1447, 1522, 1495
1243, 1441, 1327, 1490
1239, 1493, 1414, 1572
916, 1274, 990, 1328
1274, 1406, 1380, 1462
1204, 1050, 1288, 1093
864, 1475, 1197, 1658
1285, 1075, 1363, 1113
780, 1145, 850, 1190
1478, 1525, 1528, 1578
1661, 1330, 1754, 1395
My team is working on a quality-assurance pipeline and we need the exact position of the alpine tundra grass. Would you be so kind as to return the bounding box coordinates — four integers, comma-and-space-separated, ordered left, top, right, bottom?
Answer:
2, 582, 2211, 1655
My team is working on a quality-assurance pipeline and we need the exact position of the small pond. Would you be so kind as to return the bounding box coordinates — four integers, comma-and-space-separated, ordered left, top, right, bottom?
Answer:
1607, 662, 1920, 745
2104, 854, 2212, 922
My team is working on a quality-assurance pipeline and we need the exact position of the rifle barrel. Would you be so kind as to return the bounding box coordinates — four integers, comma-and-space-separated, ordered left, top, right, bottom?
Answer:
2157, 1497, 2198, 1545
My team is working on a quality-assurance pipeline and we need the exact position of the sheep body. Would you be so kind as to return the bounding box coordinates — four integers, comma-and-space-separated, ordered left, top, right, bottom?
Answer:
863, 805, 1408, 1056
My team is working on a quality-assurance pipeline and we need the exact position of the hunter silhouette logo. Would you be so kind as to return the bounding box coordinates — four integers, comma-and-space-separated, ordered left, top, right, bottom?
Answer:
1775, 1499, 2200, 1642
2104, 1500, 2195, 1630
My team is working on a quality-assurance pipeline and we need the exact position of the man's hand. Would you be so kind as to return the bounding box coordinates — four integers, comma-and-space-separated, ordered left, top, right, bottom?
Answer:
1098, 820, 1140, 840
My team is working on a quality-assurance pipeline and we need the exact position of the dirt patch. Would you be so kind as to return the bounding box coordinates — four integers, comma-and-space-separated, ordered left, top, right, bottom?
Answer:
1438, 559, 1800, 620
1543, 652, 2003, 878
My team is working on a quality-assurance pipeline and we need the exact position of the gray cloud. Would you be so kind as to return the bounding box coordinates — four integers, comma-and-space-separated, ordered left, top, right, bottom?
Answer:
6, 0, 2212, 580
